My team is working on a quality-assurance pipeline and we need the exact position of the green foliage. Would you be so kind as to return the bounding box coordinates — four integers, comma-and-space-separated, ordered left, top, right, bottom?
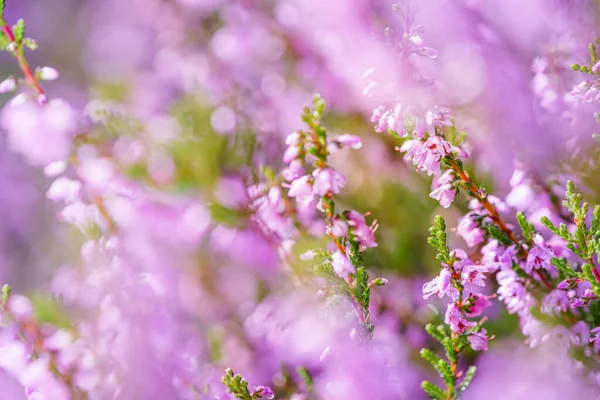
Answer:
13, 18, 24, 44
428, 216, 451, 265
458, 366, 477, 393
0, 32, 8, 49
296, 366, 314, 393
425, 323, 446, 343
516, 211, 535, 241
482, 223, 511, 245
420, 324, 464, 399
571, 40, 600, 75
30, 293, 73, 330
222, 368, 252, 400
541, 181, 600, 294
1, 284, 10, 305
422, 381, 446, 400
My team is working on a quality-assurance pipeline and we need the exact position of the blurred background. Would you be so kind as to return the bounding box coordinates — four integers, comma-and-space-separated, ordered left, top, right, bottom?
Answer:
0, 0, 600, 398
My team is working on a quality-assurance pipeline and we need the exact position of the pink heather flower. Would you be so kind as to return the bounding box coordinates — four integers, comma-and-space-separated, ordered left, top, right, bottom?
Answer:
44, 160, 68, 177
456, 213, 484, 248
481, 241, 516, 273
331, 250, 355, 278
429, 183, 456, 208
329, 134, 362, 151
39, 66, 60, 81
283, 144, 301, 163
8, 295, 34, 321
282, 159, 304, 182
541, 290, 569, 316
571, 80, 600, 103
590, 326, 600, 343
524, 234, 554, 273
312, 168, 346, 196
468, 330, 489, 351
506, 183, 535, 210
46, 177, 82, 203
424, 106, 453, 132
412, 136, 452, 176
461, 264, 488, 297
0, 98, 76, 166
464, 293, 492, 318
371, 104, 403, 133
345, 210, 377, 248
252, 386, 275, 399
287, 175, 314, 206
412, 118, 427, 138
0, 76, 16, 93
497, 269, 529, 314
422, 269, 459, 301
445, 303, 472, 334
450, 249, 472, 270
329, 218, 348, 238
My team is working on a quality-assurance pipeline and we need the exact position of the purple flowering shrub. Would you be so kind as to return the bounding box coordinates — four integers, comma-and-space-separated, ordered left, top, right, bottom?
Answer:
0, 0, 600, 399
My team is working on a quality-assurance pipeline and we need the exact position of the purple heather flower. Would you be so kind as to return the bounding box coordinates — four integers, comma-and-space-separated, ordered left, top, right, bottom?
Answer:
429, 183, 456, 208
312, 168, 346, 196
329, 134, 362, 151
411, 136, 452, 176
456, 213, 485, 248
329, 218, 348, 238
345, 210, 377, 248
481, 241, 516, 273
282, 159, 304, 182
461, 264, 488, 297
468, 330, 489, 351
571, 79, 600, 103
288, 175, 314, 206
283, 144, 301, 163
253, 385, 275, 399
590, 326, 600, 342
331, 250, 355, 278
541, 290, 569, 316
445, 303, 472, 334
450, 249, 472, 270
464, 293, 492, 318
497, 269, 530, 315
422, 269, 459, 301
524, 234, 554, 273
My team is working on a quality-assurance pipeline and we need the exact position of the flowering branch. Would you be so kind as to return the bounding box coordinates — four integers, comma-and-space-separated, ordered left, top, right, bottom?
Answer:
420, 216, 491, 400
0, 3, 48, 102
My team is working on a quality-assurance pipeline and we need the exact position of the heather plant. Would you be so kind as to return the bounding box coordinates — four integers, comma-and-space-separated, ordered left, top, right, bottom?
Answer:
0, 0, 599, 399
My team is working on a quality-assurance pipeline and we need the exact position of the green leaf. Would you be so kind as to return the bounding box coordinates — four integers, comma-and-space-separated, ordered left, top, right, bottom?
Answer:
0, 0, 5, 17
442, 337, 458, 363
0, 32, 9, 50
483, 223, 512, 245
296, 366, 314, 392
459, 366, 477, 393
437, 359, 456, 387
425, 323, 446, 343
1, 284, 10, 305
571, 63, 582, 71
13, 19, 25, 44
420, 348, 443, 370
222, 368, 252, 400
421, 381, 445, 400
517, 211, 536, 240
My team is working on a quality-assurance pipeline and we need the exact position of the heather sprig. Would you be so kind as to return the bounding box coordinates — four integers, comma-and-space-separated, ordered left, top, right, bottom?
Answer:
541, 181, 600, 294
420, 216, 490, 400
222, 369, 275, 400
0, 6, 49, 103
